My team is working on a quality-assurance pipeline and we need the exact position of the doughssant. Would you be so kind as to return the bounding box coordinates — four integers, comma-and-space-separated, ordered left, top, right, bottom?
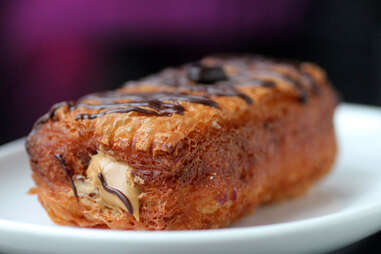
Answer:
26, 55, 338, 230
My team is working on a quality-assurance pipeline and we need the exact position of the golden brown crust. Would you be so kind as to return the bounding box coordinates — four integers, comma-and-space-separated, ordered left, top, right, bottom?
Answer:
26, 55, 337, 230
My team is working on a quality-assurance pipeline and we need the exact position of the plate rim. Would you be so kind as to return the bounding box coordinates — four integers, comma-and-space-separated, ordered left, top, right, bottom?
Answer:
1, 103, 381, 244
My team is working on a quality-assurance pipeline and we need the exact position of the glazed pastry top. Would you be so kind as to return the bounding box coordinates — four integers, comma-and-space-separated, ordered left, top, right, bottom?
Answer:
31, 55, 332, 154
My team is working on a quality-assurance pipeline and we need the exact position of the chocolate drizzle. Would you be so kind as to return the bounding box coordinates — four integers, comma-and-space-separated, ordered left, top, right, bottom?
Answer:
175, 83, 253, 104
250, 69, 309, 103
142, 67, 256, 104
32, 55, 322, 124
98, 173, 134, 215
194, 84, 253, 104
31, 160, 53, 190
142, 56, 319, 104
34, 102, 73, 127
55, 154, 79, 200
299, 70, 320, 95
246, 57, 320, 101
75, 92, 219, 120
187, 63, 228, 84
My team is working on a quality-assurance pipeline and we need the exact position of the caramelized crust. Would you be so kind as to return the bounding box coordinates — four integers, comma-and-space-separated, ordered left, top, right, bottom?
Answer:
26, 55, 337, 230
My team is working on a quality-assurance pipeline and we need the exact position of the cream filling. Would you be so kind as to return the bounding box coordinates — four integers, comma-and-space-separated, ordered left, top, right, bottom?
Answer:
75, 152, 140, 220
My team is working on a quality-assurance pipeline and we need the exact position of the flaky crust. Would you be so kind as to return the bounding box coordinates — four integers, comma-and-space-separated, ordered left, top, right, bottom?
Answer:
26, 55, 337, 230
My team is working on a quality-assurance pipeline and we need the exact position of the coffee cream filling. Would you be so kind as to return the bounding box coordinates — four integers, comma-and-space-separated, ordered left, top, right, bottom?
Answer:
74, 152, 140, 221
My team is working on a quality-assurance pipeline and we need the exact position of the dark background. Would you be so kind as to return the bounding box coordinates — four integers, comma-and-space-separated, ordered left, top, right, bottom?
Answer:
0, 0, 380, 253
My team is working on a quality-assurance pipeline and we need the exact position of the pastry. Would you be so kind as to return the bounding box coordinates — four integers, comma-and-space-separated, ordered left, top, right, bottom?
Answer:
26, 55, 338, 230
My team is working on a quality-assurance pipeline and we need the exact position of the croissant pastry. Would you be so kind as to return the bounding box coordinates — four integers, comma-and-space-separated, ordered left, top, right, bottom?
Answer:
26, 55, 338, 230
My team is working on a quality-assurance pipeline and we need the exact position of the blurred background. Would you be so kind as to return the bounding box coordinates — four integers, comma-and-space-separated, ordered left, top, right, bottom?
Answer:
0, 0, 380, 253
1, 0, 381, 144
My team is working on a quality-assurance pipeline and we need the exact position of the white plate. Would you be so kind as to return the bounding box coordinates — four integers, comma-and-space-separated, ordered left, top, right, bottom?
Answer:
1, 103, 381, 254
